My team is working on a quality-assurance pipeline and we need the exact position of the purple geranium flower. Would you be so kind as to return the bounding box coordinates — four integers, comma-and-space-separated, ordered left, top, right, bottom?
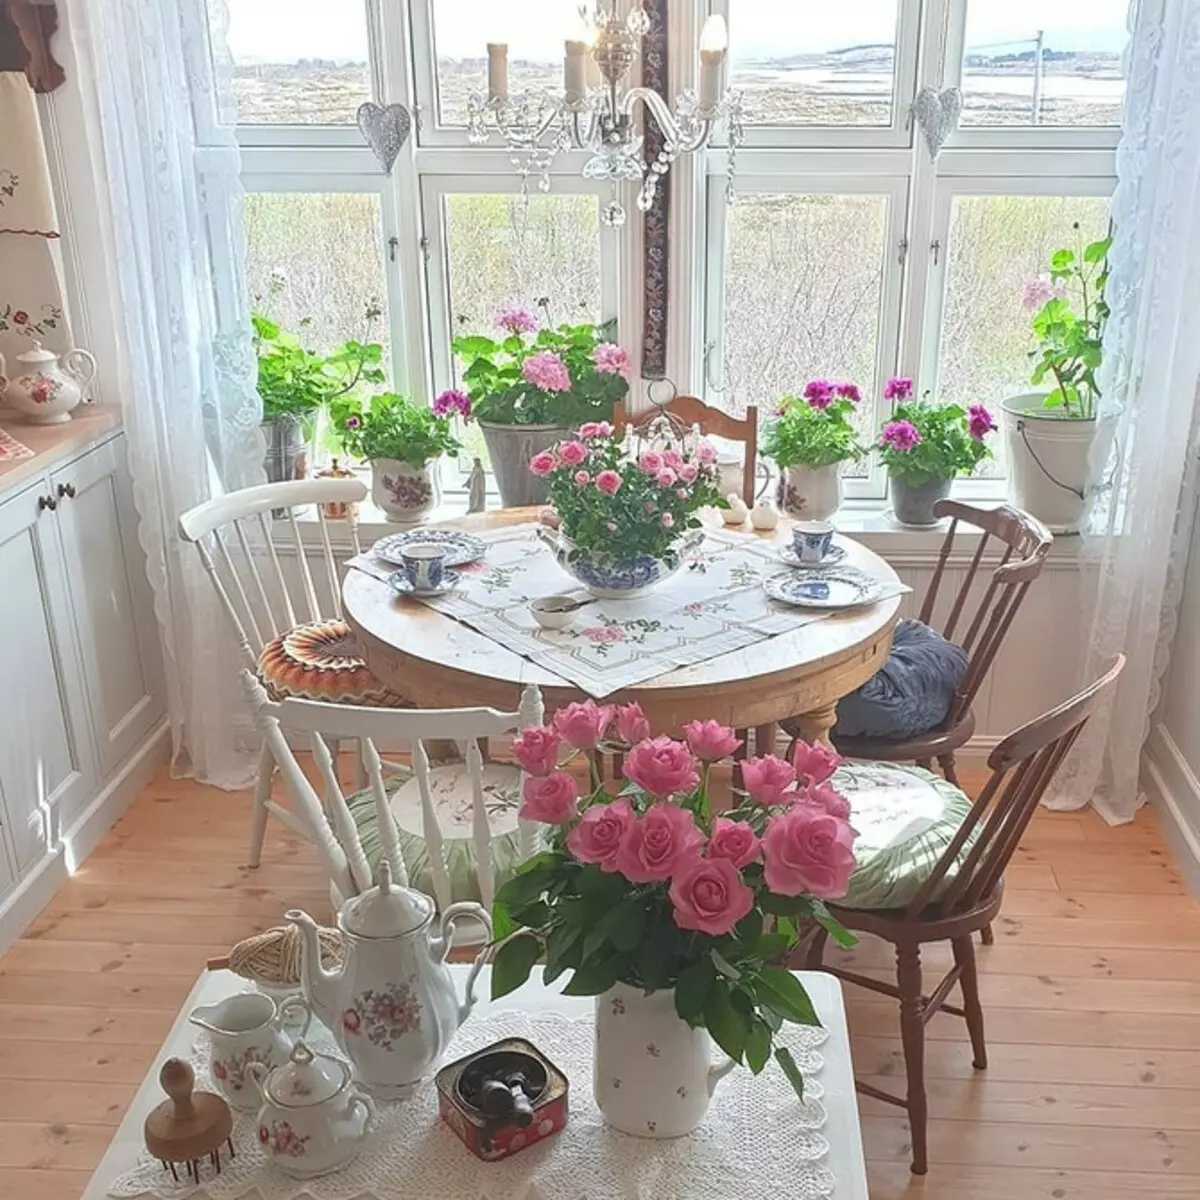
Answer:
968, 402, 997, 441
803, 379, 835, 410
834, 381, 861, 404
433, 388, 471, 419
880, 419, 922, 452
494, 305, 539, 336
884, 376, 913, 401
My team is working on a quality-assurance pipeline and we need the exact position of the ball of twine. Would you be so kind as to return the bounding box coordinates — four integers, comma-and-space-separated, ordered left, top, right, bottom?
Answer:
221, 925, 344, 987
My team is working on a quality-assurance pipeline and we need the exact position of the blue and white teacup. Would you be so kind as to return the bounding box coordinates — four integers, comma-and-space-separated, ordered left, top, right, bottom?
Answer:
792, 520, 835, 565
400, 543, 447, 592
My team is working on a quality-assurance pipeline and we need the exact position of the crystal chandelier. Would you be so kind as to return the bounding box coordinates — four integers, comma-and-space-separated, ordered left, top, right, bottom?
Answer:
466, 3, 742, 226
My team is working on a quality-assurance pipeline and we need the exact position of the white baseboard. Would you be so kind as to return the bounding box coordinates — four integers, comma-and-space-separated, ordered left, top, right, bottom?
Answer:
1143, 723, 1200, 896
0, 719, 170, 956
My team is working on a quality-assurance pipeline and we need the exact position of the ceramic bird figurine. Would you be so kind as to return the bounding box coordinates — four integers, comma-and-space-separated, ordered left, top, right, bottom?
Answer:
750, 497, 779, 531
722, 492, 749, 525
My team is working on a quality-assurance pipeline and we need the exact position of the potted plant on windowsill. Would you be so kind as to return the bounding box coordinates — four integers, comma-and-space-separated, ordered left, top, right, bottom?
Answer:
332, 393, 462, 523
452, 305, 632, 508
762, 380, 866, 520
1002, 225, 1112, 533
876, 381, 997, 526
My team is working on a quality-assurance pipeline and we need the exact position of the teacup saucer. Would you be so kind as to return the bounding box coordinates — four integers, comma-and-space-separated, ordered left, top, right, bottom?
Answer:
387, 569, 460, 598
778, 543, 847, 570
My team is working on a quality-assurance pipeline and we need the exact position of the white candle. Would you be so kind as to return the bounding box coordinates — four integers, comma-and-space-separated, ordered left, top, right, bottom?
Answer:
486, 43, 509, 103
564, 40, 587, 103
697, 15, 728, 113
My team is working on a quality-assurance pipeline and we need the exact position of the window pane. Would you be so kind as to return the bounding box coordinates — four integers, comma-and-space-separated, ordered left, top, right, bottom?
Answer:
960, 1, 1127, 127
432, 0, 571, 126
718, 193, 889, 475
938, 194, 1110, 477
729, 1, 898, 127
223, 0, 372, 124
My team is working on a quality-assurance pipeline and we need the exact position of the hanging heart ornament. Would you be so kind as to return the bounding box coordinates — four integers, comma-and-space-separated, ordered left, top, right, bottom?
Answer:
913, 86, 963, 160
356, 102, 413, 174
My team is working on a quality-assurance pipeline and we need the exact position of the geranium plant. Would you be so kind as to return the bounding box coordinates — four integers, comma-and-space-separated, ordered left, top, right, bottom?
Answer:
451, 304, 631, 427
533, 422, 725, 564
331, 393, 461, 467
762, 380, 867, 469
490, 703, 860, 1100
876, 379, 996, 484
1025, 222, 1112, 420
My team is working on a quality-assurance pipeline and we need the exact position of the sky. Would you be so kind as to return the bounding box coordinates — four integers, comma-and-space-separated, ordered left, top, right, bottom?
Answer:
222, 1, 1130, 66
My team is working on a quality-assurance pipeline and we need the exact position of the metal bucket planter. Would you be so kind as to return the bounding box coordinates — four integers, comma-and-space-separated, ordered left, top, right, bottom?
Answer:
478, 421, 567, 509
890, 473, 953, 527
1002, 393, 1095, 534
261, 415, 308, 484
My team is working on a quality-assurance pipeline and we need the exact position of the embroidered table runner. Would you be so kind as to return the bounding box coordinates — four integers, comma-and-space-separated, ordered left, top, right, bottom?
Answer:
351, 524, 877, 698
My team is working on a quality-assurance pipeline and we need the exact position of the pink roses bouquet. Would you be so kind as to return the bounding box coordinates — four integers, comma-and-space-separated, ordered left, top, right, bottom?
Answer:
494, 700, 859, 1100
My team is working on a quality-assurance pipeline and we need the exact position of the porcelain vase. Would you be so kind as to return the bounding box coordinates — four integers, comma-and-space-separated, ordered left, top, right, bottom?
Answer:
890, 472, 953, 527
776, 463, 841, 520
593, 982, 736, 1139
535, 525, 703, 599
371, 458, 441, 523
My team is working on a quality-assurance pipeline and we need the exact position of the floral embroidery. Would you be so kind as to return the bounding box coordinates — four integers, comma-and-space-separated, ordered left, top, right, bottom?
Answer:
676, 1085, 688, 1098
610, 996, 626, 1016
479, 565, 518, 593
258, 1119, 310, 1158
341, 981, 422, 1051
611, 1077, 622, 1089
0, 170, 17, 204
645, 1043, 660, 1058
729, 563, 761, 587
0, 304, 62, 339
380, 471, 432, 510
578, 616, 667, 657
211, 1045, 272, 1093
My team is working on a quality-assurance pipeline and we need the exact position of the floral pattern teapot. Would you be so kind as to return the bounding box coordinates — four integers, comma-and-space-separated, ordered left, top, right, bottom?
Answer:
286, 859, 492, 1100
0, 341, 97, 425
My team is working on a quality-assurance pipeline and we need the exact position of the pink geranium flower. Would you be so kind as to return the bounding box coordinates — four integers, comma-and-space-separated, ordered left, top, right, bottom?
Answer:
669, 855, 754, 937
707, 816, 761, 868
593, 342, 632, 381
880, 419, 922, 452
741, 755, 797, 805
834, 381, 861, 403
884, 376, 913, 401
567, 799, 636, 871
682, 719, 742, 762
596, 469, 623, 495
519, 771, 579, 825
968, 403, 997, 441
616, 803, 705, 883
762, 802, 857, 899
623, 736, 700, 798
529, 451, 556, 476
551, 700, 614, 749
433, 388, 471, 418
557, 440, 589, 466
1022, 278, 1055, 312
495, 305, 539, 335
511, 726, 562, 776
522, 350, 572, 393
804, 379, 835, 410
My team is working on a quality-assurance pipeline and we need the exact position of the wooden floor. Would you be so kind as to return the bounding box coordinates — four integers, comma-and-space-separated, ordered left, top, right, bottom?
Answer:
1, 767, 1198, 1199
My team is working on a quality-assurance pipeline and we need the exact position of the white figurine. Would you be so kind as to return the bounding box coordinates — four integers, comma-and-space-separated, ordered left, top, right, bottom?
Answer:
722, 492, 749, 525
750, 497, 779, 531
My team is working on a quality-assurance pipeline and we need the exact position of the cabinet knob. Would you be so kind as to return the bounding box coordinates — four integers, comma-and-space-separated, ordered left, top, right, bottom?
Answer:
56, 482, 76, 500
38, 494, 58, 512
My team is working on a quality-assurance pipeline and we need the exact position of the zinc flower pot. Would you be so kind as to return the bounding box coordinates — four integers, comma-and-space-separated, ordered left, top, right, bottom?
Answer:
370, 458, 441, 523
890, 472, 952, 527
261, 415, 308, 484
1001, 392, 1095, 534
479, 420, 568, 509
775, 463, 841, 520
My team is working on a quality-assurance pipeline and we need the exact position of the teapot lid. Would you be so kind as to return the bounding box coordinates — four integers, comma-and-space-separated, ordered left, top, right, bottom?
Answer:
339, 859, 434, 938
17, 340, 58, 364
265, 1040, 349, 1108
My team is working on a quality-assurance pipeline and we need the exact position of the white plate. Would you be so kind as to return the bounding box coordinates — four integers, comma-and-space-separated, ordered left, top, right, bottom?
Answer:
778, 543, 848, 570
387, 569, 461, 598
372, 529, 486, 567
763, 567, 888, 610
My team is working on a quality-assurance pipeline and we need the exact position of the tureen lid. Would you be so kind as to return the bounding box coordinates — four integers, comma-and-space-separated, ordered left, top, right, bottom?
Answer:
265, 1040, 349, 1108
339, 858, 434, 938
17, 340, 58, 364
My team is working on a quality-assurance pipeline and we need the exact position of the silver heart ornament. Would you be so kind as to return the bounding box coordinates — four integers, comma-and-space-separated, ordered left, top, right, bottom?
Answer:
356, 102, 412, 174
913, 86, 962, 160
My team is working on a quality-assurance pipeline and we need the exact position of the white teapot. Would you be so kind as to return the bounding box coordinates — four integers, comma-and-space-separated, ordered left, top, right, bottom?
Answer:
247, 1040, 375, 1179
0, 341, 97, 424
287, 859, 492, 1100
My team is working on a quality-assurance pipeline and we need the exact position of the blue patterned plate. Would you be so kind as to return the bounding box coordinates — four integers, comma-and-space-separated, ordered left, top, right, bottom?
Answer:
387, 569, 461, 598
764, 567, 885, 610
372, 529, 486, 567
778, 543, 848, 570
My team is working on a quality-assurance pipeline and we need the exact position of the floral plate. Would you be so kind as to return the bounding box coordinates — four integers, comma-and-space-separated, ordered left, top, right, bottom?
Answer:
372, 529, 487, 568
387, 569, 461, 598
763, 566, 889, 610
777, 543, 848, 570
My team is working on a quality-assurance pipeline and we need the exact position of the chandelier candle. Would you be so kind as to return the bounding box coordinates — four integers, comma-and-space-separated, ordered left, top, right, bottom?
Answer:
698, 15, 728, 113
487, 43, 508, 102
564, 39, 587, 104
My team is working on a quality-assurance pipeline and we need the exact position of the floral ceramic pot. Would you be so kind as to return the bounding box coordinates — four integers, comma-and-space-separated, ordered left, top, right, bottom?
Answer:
536, 526, 703, 599
890, 472, 952, 527
371, 457, 441, 523
776, 463, 840, 521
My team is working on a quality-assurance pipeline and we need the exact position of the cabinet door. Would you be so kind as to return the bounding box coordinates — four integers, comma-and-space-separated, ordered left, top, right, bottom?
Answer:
0, 478, 94, 871
51, 436, 166, 778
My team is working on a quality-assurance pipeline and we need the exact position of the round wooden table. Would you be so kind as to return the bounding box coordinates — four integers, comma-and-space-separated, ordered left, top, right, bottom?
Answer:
343, 509, 901, 747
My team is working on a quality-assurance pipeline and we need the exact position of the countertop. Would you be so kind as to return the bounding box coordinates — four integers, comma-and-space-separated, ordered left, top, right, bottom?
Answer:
0, 402, 122, 493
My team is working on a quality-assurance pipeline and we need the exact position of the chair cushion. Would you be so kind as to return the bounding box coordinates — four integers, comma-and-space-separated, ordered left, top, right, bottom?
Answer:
834, 619, 969, 741
345, 760, 542, 907
835, 761, 977, 910
257, 619, 409, 707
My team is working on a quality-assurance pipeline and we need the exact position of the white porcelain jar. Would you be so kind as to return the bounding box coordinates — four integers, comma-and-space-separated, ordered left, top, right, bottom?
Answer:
0, 341, 97, 425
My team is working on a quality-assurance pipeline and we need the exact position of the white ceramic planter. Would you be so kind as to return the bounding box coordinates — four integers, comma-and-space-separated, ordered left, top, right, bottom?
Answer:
370, 458, 441, 523
775, 463, 840, 520
593, 982, 736, 1139
1001, 393, 1095, 534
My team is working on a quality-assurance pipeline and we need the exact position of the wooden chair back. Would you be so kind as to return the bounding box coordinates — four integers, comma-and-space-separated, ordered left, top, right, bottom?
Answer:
241, 671, 543, 911
613, 395, 759, 503
920, 500, 1053, 729
179, 479, 368, 667
905, 656, 1124, 922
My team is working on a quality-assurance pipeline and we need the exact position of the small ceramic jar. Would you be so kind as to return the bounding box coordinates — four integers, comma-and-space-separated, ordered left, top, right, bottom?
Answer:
247, 1040, 375, 1179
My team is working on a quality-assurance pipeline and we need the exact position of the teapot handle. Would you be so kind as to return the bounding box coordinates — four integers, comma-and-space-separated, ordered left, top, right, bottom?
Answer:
62, 348, 97, 394
707, 1054, 738, 1097
438, 902, 492, 1024
0, 350, 7, 395
277, 994, 313, 1040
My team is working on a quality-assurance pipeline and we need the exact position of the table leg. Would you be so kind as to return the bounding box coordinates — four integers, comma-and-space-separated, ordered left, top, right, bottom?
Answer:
754, 723, 779, 758
794, 703, 838, 747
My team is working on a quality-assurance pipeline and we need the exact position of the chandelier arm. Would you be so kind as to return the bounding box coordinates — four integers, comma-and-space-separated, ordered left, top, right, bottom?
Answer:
623, 86, 716, 154
490, 94, 563, 148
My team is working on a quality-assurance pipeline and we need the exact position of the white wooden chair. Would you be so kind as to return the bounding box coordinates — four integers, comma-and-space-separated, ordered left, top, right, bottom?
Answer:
241, 670, 544, 925
180, 478, 408, 866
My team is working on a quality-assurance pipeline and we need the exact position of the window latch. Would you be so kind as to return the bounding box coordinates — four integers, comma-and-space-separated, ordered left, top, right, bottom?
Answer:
898, 237, 909, 265
931, 239, 942, 266
388, 235, 399, 263
418, 235, 430, 264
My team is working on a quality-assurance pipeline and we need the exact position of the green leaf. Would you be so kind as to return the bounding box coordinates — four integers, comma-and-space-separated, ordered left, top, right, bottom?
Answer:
710, 949, 742, 981
561, 958, 621, 996
755, 932, 794, 959
491, 933, 541, 1000
735, 908, 763, 948
1083, 236, 1112, 264
744, 1017, 772, 1074
1050, 248, 1076, 271
754, 967, 822, 1026
808, 899, 857, 949
490, 900, 516, 942
674, 959, 716, 1023
760, 893, 808, 917
703, 981, 748, 1064
608, 900, 647, 953
543, 921, 584, 985
510, 899, 551, 929
775, 1045, 806, 1101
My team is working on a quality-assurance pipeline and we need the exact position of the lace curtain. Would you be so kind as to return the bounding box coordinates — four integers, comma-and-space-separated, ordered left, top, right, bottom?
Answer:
1048, 0, 1200, 824
67, 0, 264, 787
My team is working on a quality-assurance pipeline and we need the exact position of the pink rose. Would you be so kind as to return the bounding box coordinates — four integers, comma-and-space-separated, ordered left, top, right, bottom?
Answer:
676, 488, 689, 500
596, 469, 623, 495
567, 799, 635, 871
682, 720, 743, 762
696, 440, 718, 463
574, 469, 591, 485
638, 450, 664, 473
669, 856, 755, 937
529, 451, 556, 477
558, 440, 588, 466
802, 781, 852, 821
655, 468, 677, 487
661, 513, 675, 528
762, 804, 858, 899
520, 771, 579, 825
741, 755, 797, 805
679, 462, 698, 483
511, 726, 562, 776
663, 450, 684, 470
791, 739, 843, 785
578, 422, 601, 439
623, 736, 701, 798
644, 501, 657, 514
552, 700, 614, 750
616, 802, 705, 883
708, 816, 761, 868
615, 702, 651, 744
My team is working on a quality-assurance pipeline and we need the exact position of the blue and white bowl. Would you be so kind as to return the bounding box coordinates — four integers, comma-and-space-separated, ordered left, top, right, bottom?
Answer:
536, 526, 703, 599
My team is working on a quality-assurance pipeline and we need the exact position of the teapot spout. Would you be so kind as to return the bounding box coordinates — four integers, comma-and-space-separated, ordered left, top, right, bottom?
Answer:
285, 909, 341, 1027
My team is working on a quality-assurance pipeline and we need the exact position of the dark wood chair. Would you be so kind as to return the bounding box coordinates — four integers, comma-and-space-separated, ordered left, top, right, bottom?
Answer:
830, 500, 1054, 788
612, 395, 759, 505
799, 656, 1124, 1176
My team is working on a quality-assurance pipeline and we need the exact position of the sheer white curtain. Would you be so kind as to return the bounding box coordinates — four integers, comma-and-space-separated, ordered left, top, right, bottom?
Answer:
1048, 0, 1200, 823
67, 0, 264, 787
